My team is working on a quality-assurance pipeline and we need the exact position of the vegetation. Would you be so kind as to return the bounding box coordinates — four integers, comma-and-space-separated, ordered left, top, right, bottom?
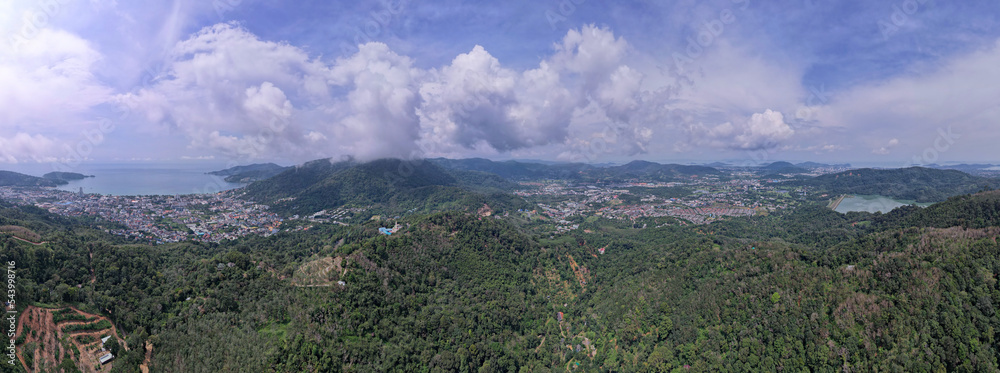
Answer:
0, 225, 42, 243
0, 170, 66, 187
62, 320, 112, 333
796, 167, 1000, 202
42, 172, 93, 181
3, 165, 1000, 371
208, 163, 292, 183
243, 158, 530, 216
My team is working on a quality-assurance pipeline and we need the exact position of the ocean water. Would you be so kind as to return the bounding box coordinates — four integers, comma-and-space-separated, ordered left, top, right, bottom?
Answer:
834, 195, 933, 214
4, 162, 245, 196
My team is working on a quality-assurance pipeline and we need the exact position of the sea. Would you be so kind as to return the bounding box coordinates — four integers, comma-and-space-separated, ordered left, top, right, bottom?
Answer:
2, 162, 245, 196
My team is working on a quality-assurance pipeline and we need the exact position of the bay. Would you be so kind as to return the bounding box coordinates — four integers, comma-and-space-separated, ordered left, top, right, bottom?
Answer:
5, 162, 245, 196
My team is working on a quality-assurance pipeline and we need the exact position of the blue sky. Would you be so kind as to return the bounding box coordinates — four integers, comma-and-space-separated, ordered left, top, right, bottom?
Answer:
1, 0, 999, 168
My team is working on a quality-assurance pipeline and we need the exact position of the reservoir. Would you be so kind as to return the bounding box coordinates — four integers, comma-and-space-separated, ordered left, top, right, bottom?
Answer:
833, 195, 933, 213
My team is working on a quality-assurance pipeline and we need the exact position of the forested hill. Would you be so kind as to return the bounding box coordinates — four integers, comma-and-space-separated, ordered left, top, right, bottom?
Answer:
207, 163, 291, 183
428, 158, 720, 182
6, 187, 1000, 371
427, 157, 594, 180
760, 161, 809, 174
42, 171, 93, 181
0, 170, 67, 187
241, 158, 528, 216
875, 190, 1000, 229
798, 167, 1000, 202
584, 160, 720, 181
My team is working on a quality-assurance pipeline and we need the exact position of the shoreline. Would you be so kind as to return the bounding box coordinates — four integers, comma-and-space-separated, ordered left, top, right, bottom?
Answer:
828, 194, 848, 210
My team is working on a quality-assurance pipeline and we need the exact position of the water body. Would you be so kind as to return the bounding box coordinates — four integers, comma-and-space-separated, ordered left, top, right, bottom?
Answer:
3, 163, 244, 196
834, 195, 933, 213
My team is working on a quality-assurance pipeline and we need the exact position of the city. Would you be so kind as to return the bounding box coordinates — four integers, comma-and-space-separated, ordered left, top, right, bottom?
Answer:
2, 169, 812, 244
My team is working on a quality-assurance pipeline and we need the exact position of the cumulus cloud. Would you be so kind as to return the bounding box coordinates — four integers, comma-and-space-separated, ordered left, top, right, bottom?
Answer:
120, 24, 642, 162
689, 109, 795, 151
417, 25, 652, 159
116, 23, 331, 160
872, 138, 900, 155
328, 42, 423, 160
417, 45, 574, 154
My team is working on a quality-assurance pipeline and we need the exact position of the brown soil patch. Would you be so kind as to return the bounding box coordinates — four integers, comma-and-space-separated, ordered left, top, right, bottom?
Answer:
291, 256, 348, 287
0, 225, 43, 243
139, 341, 153, 373
15, 306, 124, 373
567, 255, 590, 289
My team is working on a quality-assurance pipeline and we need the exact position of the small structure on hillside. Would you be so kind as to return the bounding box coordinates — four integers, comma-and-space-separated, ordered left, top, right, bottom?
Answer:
378, 223, 402, 236
99, 335, 115, 364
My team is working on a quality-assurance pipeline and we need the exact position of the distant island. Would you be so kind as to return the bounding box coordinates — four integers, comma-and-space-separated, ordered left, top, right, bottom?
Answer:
43, 172, 95, 181
0, 170, 67, 187
208, 163, 291, 183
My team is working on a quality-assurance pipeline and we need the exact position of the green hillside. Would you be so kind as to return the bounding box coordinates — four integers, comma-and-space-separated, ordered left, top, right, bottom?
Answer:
428, 158, 720, 182
243, 158, 528, 216
207, 163, 291, 183
4, 179, 1000, 371
799, 167, 1000, 202
0, 170, 67, 187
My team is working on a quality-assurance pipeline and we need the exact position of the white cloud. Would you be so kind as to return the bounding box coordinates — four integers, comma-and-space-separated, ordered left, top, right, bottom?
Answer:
689, 109, 795, 151
0, 27, 114, 163
0, 133, 60, 164
117, 23, 330, 160
327, 42, 423, 160
811, 40, 1000, 160
872, 138, 901, 155
417, 45, 574, 154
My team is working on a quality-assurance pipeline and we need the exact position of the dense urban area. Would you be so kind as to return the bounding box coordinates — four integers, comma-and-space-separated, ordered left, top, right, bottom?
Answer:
0, 166, 824, 244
